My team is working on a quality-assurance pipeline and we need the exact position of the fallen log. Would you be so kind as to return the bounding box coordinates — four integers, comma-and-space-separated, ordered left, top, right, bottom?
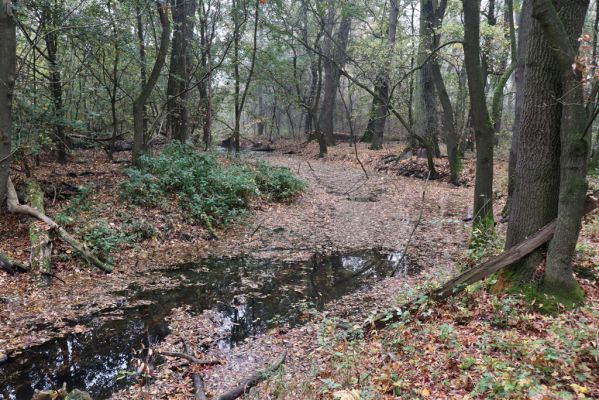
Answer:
183, 341, 208, 400
216, 350, 287, 400
7, 178, 113, 273
0, 252, 27, 275
364, 192, 599, 332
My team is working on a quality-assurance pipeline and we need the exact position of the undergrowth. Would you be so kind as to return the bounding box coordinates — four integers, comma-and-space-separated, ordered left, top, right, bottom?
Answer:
120, 143, 305, 226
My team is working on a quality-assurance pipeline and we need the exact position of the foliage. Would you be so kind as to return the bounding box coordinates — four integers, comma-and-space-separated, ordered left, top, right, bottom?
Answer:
120, 143, 304, 226
467, 221, 503, 262
254, 161, 306, 201
81, 219, 127, 261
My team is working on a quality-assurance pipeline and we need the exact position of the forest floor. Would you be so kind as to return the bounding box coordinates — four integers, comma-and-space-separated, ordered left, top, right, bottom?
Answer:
1, 139, 598, 399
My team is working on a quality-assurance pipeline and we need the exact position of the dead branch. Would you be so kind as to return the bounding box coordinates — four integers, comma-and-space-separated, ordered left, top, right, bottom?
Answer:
158, 350, 221, 366
7, 178, 113, 273
183, 341, 208, 400
216, 350, 287, 400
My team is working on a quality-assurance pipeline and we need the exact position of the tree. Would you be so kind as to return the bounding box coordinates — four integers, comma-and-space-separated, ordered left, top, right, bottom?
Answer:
362, 0, 399, 150
167, 0, 196, 142
0, 1, 16, 204
462, 0, 495, 230
317, 1, 352, 156
413, 0, 439, 156
531, 0, 590, 304
232, 0, 260, 154
132, 1, 171, 163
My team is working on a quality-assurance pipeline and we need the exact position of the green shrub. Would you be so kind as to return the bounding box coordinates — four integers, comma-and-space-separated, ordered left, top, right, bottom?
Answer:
119, 143, 305, 226
254, 161, 306, 201
81, 219, 126, 261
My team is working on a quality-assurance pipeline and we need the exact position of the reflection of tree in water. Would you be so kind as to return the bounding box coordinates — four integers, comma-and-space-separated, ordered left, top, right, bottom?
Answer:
0, 249, 416, 400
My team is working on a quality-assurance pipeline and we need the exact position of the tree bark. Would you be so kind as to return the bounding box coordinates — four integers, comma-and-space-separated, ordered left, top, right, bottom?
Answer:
500, 0, 573, 286
25, 180, 52, 286
42, 5, 67, 164
133, 2, 171, 164
431, 62, 459, 185
463, 0, 495, 230
167, 0, 196, 142
532, 0, 590, 305
413, 0, 439, 157
504, 0, 531, 217
0, 2, 16, 205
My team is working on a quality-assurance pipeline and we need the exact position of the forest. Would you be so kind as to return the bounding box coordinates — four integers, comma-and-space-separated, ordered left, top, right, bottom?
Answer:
0, 0, 598, 398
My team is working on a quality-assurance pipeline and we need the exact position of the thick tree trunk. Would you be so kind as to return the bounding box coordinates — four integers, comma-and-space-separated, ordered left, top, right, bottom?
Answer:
500, 0, 571, 286
532, 0, 590, 305
167, 0, 196, 142
318, 6, 352, 154
0, 4, 16, 205
133, 2, 171, 163
414, 0, 439, 157
463, 0, 495, 230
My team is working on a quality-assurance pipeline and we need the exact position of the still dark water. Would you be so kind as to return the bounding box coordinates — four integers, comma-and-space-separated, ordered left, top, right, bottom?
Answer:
0, 249, 418, 399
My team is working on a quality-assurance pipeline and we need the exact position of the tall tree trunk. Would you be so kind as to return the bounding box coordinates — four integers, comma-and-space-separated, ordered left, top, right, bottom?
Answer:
198, 0, 212, 149
42, 7, 67, 163
431, 62, 459, 185
499, 0, 562, 285
367, 0, 399, 150
233, 0, 259, 154
532, 0, 589, 305
414, 0, 439, 156
133, 2, 171, 164
463, 0, 495, 230
167, 0, 196, 142
135, 1, 149, 141
317, 4, 352, 154
504, 0, 527, 217
0, 3, 15, 205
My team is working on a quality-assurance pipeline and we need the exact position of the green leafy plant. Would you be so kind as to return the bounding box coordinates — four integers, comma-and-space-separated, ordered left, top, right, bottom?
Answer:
120, 143, 305, 227
254, 161, 306, 201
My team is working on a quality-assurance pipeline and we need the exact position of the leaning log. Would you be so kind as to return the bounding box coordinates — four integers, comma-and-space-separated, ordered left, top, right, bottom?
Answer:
216, 350, 287, 400
26, 180, 52, 286
364, 192, 599, 331
7, 178, 113, 273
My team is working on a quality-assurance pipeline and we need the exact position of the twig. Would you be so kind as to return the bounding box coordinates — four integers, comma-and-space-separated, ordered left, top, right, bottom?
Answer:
216, 350, 287, 400
158, 351, 221, 366
390, 171, 431, 277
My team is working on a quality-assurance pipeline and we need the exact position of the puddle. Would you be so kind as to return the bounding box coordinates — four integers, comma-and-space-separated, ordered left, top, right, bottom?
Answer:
0, 249, 418, 399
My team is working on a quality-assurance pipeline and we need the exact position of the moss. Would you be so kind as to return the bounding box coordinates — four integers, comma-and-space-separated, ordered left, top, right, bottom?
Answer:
517, 284, 584, 315
569, 134, 589, 158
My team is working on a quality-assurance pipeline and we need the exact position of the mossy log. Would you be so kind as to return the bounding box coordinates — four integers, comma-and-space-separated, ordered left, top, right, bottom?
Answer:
0, 252, 27, 275
26, 180, 52, 286
6, 178, 113, 273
